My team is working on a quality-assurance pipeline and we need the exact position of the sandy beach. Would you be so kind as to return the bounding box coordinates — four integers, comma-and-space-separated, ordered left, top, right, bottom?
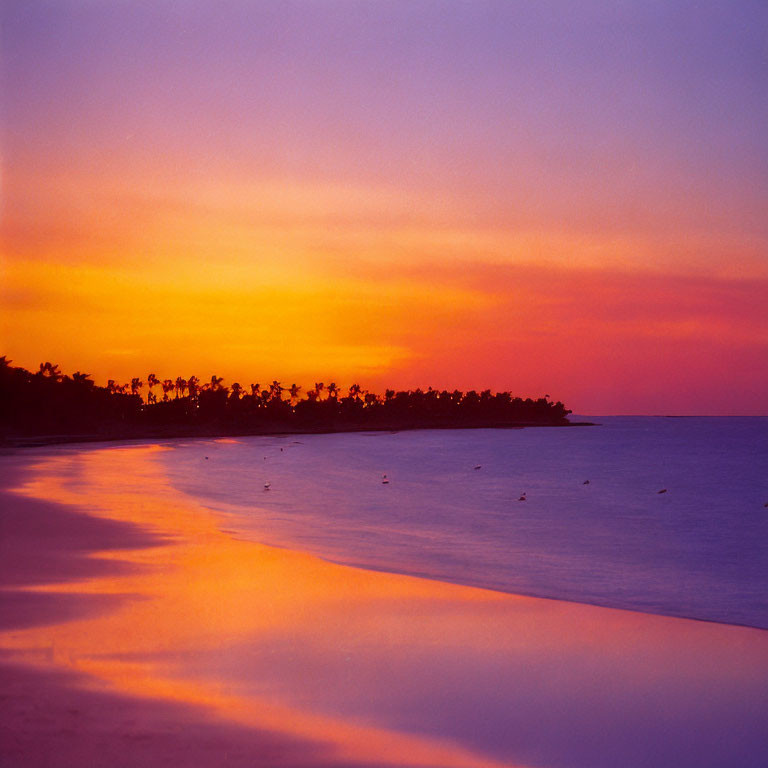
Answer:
1, 443, 767, 768
5, 1, 767, 764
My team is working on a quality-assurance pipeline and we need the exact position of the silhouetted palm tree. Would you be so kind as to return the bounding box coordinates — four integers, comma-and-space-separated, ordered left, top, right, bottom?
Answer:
147, 373, 159, 403
5, 356, 577, 430
71, 371, 93, 387
0, 358, 572, 436
38, 362, 62, 380
269, 380, 283, 401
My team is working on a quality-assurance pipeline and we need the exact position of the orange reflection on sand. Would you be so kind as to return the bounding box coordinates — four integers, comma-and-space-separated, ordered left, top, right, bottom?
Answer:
2, 446, 521, 768
5, 444, 768, 768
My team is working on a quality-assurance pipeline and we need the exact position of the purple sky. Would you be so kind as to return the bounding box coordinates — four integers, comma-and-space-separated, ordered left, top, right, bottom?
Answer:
2, 1, 767, 413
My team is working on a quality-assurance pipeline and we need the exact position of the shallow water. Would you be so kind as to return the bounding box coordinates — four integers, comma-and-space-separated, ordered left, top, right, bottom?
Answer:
161, 417, 768, 628
4, 442, 768, 768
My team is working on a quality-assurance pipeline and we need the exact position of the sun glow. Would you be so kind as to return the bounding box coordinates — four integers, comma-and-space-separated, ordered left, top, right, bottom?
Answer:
2, 1, 767, 413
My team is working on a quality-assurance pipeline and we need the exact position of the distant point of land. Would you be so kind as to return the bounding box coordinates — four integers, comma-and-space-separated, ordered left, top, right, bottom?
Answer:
1, 357, 576, 446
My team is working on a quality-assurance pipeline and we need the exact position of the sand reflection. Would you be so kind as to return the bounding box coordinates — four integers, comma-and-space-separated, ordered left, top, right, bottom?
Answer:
2, 444, 767, 768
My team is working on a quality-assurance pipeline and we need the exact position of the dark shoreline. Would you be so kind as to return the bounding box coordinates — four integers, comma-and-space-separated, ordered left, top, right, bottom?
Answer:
1, 420, 597, 450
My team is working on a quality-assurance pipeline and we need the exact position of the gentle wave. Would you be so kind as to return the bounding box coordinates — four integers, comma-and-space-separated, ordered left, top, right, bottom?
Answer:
161, 417, 768, 628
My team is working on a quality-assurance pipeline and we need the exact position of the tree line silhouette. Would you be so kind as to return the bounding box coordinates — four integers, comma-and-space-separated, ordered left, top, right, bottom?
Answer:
1, 357, 572, 439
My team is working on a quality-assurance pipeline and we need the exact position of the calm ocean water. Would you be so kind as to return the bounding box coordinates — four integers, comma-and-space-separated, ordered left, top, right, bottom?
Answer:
161, 417, 768, 628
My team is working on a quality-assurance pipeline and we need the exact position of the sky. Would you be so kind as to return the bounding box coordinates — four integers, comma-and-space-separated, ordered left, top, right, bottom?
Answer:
2, 0, 767, 414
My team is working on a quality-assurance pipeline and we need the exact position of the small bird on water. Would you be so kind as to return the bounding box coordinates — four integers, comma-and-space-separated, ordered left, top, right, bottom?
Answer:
474, 465, 482, 470
382, 474, 389, 484
583, 480, 590, 485
518, 493, 527, 501
264, 481, 271, 490
658, 489, 668, 494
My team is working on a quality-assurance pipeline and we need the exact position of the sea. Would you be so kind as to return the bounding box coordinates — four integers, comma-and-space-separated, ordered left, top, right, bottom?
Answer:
160, 416, 768, 629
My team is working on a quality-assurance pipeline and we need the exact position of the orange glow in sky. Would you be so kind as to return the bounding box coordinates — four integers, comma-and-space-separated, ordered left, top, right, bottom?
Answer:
2, 2, 767, 414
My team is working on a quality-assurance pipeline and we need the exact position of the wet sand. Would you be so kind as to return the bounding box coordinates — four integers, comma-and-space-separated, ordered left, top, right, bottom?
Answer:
1, 444, 767, 768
